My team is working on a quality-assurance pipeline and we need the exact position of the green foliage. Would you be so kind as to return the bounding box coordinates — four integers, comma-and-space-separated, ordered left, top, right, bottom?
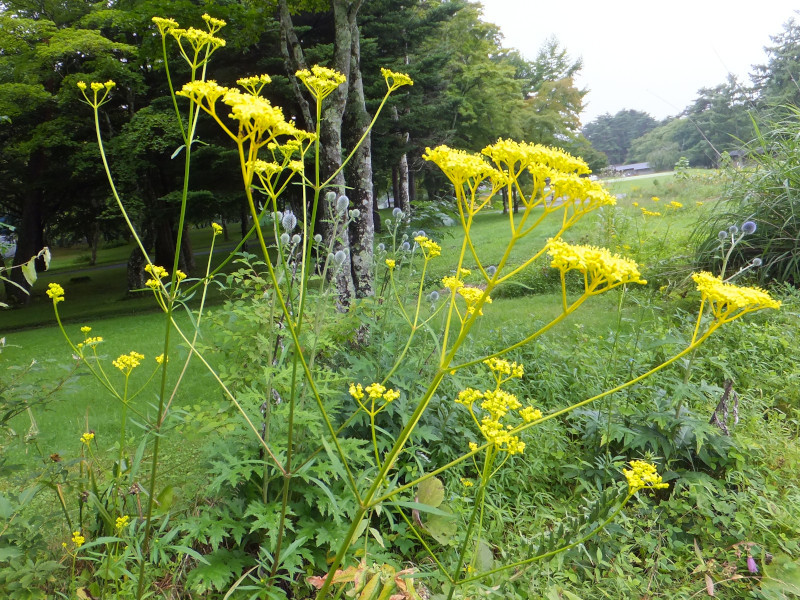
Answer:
694, 107, 800, 283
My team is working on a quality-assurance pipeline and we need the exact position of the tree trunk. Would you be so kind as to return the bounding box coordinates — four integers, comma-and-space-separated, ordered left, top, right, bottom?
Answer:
408, 169, 416, 204
398, 148, 411, 214
343, 20, 374, 299
277, 0, 314, 131
392, 165, 399, 209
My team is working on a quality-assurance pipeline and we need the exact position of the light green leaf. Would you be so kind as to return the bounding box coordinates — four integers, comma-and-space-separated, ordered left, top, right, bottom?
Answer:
416, 476, 444, 508
21, 257, 37, 286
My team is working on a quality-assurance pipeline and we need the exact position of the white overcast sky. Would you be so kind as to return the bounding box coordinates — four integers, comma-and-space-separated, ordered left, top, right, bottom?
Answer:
479, 1, 799, 125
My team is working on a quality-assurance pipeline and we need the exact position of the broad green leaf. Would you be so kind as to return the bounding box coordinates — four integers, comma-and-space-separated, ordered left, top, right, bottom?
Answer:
474, 539, 494, 572
21, 257, 37, 286
424, 506, 456, 545
416, 476, 444, 508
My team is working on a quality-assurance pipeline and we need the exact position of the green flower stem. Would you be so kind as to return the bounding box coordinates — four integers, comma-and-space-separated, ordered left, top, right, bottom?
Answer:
458, 491, 635, 584
445, 447, 495, 600
167, 317, 286, 472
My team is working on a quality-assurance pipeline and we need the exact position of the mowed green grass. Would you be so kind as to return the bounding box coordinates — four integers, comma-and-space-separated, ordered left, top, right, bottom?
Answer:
3, 174, 712, 472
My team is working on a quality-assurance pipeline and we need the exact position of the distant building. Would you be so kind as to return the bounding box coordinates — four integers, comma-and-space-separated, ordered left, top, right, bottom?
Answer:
612, 162, 653, 176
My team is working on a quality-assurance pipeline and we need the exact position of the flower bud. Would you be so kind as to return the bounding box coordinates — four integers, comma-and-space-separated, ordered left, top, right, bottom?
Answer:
291, 234, 301, 245
742, 221, 757, 234
280, 232, 290, 245
336, 195, 349, 213
751, 257, 763, 267
487, 265, 497, 276
325, 191, 337, 204
747, 556, 758, 574
385, 219, 392, 226
349, 209, 361, 219
314, 234, 323, 243
401, 241, 410, 252
729, 225, 739, 234
718, 230, 728, 240
392, 207, 403, 218
377, 243, 386, 252
334, 250, 347, 264
429, 291, 440, 302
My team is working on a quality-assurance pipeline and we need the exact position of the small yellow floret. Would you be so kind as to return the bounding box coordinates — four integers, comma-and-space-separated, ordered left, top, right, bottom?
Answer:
380, 68, 413, 90
623, 460, 669, 493
349, 383, 364, 401
385, 259, 396, 269
80, 432, 95, 445
71, 531, 86, 547
414, 236, 441, 259
212, 222, 223, 235
112, 351, 145, 374
47, 283, 65, 303
115, 515, 130, 530
296, 65, 346, 99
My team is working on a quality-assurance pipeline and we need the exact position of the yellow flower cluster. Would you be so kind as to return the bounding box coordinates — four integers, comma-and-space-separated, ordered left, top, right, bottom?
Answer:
546, 238, 647, 293
145, 264, 169, 289
651, 196, 660, 202
458, 268, 471, 277
47, 283, 65, 303
482, 138, 591, 176
455, 388, 484, 406
169, 26, 226, 54
623, 460, 669, 493
460, 478, 474, 488
349, 382, 400, 415
422, 145, 504, 192
77, 336, 103, 350
296, 65, 346, 99
669, 201, 683, 209
152, 16, 179, 35
455, 360, 542, 455
442, 276, 464, 291
115, 515, 130, 530
641, 207, 661, 217
457, 286, 491, 316
112, 351, 145, 374
237, 74, 272, 94
692, 272, 780, 321
155, 354, 166, 365
519, 406, 542, 423
545, 171, 617, 214
80, 432, 94, 445
414, 235, 441, 259
380, 68, 414, 91
71, 531, 85, 547
80, 326, 91, 334
483, 357, 524, 379
212, 222, 223, 236
385, 259, 396, 269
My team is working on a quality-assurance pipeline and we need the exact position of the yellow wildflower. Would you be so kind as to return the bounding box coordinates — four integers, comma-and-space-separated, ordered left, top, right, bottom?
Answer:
152, 16, 179, 35
381, 68, 413, 91
365, 383, 386, 400
296, 65, 346, 100
414, 235, 441, 258
640, 208, 661, 216
623, 460, 669, 493
669, 201, 683, 209
46, 283, 65, 303
458, 268, 471, 277
170, 27, 226, 54
460, 478, 474, 488
692, 272, 780, 321
112, 351, 144, 374
483, 357, 523, 379
201, 13, 226, 31
80, 326, 91, 334
349, 383, 364, 401
145, 264, 169, 279
175, 270, 187, 282
546, 238, 646, 292
71, 531, 86, 547
468, 442, 478, 452
632, 202, 639, 207
80, 432, 94, 445
115, 515, 130, 530
455, 388, 484, 406
385, 259, 396, 269
212, 222, 223, 235
383, 388, 400, 403
519, 406, 542, 423
155, 354, 165, 365
442, 276, 464, 291
458, 286, 491, 316
651, 196, 660, 202
423, 145, 501, 192
76, 81, 87, 90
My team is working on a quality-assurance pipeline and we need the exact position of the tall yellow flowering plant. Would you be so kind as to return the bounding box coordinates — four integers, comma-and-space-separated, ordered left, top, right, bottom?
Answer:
57, 13, 781, 600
